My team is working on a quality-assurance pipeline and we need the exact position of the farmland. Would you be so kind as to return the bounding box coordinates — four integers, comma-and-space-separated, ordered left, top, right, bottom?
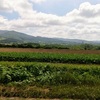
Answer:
0, 48, 100, 99
0, 48, 100, 54
0, 52, 100, 64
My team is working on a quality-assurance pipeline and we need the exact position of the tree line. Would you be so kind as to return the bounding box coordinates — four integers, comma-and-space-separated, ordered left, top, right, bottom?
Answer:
0, 43, 100, 50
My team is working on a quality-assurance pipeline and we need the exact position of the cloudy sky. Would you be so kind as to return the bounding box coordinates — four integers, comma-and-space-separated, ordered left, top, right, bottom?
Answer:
0, 0, 100, 41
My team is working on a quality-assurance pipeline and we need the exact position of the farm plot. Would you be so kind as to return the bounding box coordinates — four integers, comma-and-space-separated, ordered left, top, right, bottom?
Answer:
0, 50, 100, 99
0, 48, 100, 54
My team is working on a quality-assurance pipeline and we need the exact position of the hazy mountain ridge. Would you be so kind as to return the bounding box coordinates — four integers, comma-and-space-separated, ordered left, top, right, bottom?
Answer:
0, 30, 100, 44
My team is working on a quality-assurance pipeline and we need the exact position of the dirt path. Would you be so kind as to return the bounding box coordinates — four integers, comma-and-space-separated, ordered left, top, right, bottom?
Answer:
0, 97, 60, 100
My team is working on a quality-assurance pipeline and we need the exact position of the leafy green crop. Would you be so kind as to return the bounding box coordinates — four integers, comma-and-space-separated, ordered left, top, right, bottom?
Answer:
0, 62, 100, 85
0, 52, 100, 64
0, 62, 100, 99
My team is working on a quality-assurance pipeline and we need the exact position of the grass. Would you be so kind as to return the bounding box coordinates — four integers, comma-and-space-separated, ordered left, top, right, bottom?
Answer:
0, 85, 100, 99
0, 97, 56, 100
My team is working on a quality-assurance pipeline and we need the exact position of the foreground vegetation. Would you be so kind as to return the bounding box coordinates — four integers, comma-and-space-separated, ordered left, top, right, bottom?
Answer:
0, 62, 100, 99
0, 62, 100, 85
0, 85, 100, 99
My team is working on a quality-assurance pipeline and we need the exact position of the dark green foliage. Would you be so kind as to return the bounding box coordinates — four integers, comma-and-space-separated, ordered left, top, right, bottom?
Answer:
0, 43, 100, 50
0, 63, 100, 99
0, 63, 100, 85
0, 43, 70, 49
96, 46, 100, 50
0, 47, 99, 99
0, 52, 100, 64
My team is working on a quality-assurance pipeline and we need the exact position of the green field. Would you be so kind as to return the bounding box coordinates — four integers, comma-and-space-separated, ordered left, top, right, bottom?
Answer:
0, 52, 100, 64
0, 52, 100, 99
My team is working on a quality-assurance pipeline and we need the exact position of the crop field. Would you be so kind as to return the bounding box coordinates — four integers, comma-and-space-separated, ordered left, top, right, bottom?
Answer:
0, 52, 100, 64
0, 48, 100, 54
0, 48, 100, 99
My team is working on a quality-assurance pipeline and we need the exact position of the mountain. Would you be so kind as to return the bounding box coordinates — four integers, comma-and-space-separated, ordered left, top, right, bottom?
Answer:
0, 30, 34, 43
0, 30, 68, 44
0, 30, 100, 44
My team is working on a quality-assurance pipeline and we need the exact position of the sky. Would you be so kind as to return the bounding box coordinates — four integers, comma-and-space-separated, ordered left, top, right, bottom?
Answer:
0, 0, 100, 41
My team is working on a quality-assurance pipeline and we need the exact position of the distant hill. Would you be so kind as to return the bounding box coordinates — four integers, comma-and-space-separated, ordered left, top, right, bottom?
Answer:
0, 30, 100, 44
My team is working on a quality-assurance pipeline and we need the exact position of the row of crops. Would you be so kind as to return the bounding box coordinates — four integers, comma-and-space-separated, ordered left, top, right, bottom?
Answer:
0, 52, 100, 64
0, 62, 100, 85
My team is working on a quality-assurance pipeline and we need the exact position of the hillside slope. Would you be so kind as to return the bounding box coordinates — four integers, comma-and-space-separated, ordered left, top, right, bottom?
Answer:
0, 30, 99, 44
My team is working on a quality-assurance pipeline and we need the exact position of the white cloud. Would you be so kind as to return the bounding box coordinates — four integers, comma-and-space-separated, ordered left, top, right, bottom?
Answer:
79, 2, 100, 17
30, 0, 46, 4
0, 0, 13, 12
0, 1, 100, 41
